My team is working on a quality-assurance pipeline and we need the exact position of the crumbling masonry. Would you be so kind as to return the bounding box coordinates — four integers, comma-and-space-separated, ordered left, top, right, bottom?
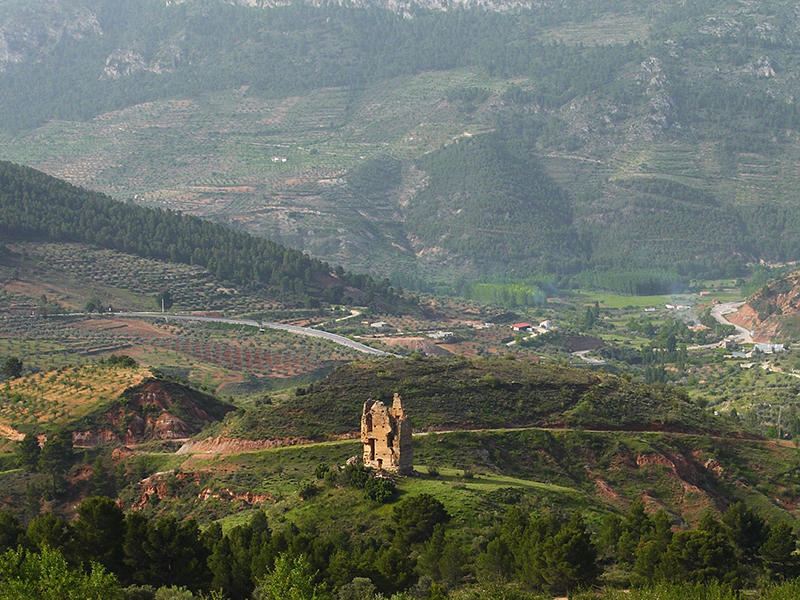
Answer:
361, 393, 413, 474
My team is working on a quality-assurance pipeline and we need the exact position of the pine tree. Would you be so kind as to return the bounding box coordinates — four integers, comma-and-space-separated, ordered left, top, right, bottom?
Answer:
70, 497, 126, 576
760, 521, 800, 581
26, 513, 68, 553
17, 433, 40, 471
540, 512, 599, 594
38, 430, 73, 497
722, 502, 767, 564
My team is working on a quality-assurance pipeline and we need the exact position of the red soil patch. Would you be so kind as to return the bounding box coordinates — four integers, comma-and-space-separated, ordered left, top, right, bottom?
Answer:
175, 435, 313, 455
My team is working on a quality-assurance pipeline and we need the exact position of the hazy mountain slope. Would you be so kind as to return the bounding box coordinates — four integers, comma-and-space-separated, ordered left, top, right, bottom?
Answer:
0, 160, 409, 310
2, 0, 800, 284
406, 136, 580, 276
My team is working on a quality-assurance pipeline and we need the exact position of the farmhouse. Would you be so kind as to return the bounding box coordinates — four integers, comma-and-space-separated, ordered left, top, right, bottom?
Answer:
511, 322, 532, 332
361, 393, 413, 475
754, 343, 785, 354
428, 331, 454, 340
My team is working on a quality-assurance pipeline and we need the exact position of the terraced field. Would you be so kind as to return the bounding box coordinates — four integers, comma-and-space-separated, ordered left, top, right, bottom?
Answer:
6, 68, 800, 282
0, 364, 149, 431
0, 69, 502, 275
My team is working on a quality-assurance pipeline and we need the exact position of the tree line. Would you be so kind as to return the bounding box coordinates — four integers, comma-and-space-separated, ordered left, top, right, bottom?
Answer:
0, 161, 407, 311
1, 492, 799, 599
0, 491, 451, 600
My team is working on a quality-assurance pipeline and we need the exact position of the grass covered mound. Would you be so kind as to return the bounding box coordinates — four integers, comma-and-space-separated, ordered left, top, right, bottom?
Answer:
222, 356, 721, 440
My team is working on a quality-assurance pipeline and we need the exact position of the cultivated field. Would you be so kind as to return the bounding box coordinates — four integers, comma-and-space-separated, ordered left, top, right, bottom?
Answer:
0, 364, 149, 432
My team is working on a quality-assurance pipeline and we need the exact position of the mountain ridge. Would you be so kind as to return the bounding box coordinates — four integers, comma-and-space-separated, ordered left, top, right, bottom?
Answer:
3, 0, 800, 284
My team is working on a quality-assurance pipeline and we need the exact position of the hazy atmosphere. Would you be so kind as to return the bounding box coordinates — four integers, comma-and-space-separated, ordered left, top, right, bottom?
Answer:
2, 1, 800, 598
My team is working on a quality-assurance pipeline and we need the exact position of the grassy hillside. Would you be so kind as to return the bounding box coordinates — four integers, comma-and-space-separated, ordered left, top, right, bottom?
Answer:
98, 425, 799, 532
213, 356, 722, 440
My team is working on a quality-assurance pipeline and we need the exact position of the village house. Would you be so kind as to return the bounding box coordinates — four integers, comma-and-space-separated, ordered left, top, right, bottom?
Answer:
427, 331, 454, 340
754, 343, 785, 354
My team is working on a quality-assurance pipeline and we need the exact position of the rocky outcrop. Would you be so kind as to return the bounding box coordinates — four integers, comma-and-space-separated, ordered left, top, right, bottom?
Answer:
102, 43, 182, 80
72, 378, 235, 447
731, 270, 800, 342
0, 3, 101, 72
632, 56, 677, 140
128, 469, 272, 511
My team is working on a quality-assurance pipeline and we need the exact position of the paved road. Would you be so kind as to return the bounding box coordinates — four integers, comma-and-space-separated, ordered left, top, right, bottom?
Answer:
710, 301, 753, 343
113, 312, 397, 357
571, 349, 606, 365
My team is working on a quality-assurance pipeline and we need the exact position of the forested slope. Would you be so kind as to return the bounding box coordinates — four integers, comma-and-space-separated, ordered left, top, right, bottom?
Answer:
408, 135, 581, 275
0, 161, 406, 309
3, 0, 800, 285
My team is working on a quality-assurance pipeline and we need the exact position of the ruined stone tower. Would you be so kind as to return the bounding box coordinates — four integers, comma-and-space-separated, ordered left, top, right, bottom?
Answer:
361, 393, 413, 474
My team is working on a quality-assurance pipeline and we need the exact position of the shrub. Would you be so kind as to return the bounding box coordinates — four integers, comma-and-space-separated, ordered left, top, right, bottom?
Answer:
299, 482, 319, 500
154, 587, 194, 600
364, 477, 395, 503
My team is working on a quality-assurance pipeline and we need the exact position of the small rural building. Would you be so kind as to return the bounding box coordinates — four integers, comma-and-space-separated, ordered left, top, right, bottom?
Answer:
511, 322, 532, 332
361, 394, 413, 474
754, 343, 785, 354
428, 331, 454, 340
539, 320, 552, 330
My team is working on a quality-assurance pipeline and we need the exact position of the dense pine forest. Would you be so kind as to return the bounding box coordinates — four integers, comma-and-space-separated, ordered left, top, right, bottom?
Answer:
2, 492, 800, 598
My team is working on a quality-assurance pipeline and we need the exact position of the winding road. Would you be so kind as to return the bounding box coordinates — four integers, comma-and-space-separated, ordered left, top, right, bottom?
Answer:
113, 312, 398, 357
571, 349, 606, 365
710, 302, 753, 344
